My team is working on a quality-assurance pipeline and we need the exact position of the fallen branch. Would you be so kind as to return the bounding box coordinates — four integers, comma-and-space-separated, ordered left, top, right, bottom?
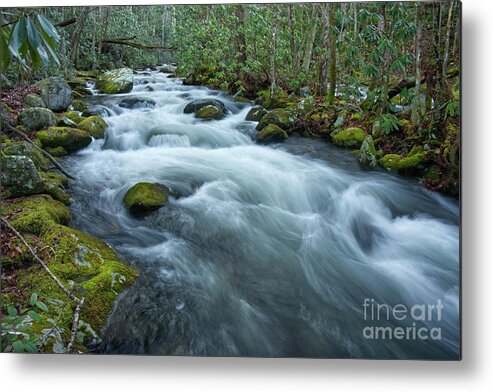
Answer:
42, 291, 71, 343
388, 78, 425, 99
67, 298, 84, 353
102, 38, 175, 51
0, 218, 82, 305
55, 17, 77, 28
1, 122, 76, 180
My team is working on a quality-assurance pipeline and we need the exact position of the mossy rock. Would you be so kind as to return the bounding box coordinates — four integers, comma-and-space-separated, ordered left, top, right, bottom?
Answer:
40, 172, 71, 205
358, 135, 378, 168
331, 127, 366, 148
256, 107, 300, 132
77, 115, 108, 139
45, 146, 68, 157
37, 127, 92, 154
378, 152, 426, 172
2, 141, 50, 171
58, 111, 83, 125
255, 124, 288, 144
123, 182, 170, 215
246, 106, 268, 122
260, 89, 289, 110
23, 93, 46, 108
17, 107, 57, 131
96, 68, 134, 94
0, 156, 45, 198
423, 165, 442, 183
34, 77, 73, 112
195, 105, 225, 120
183, 99, 226, 115
71, 99, 88, 112
1, 194, 71, 235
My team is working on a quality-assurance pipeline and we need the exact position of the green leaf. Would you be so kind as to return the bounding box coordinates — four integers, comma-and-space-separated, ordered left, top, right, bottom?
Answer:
26, 17, 41, 48
0, 29, 10, 70
12, 340, 24, 353
28, 310, 41, 321
9, 14, 28, 60
7, 306, 17, 317
30, 293, 38, 306
35, 301, 49, 312
37, 14, 60, 43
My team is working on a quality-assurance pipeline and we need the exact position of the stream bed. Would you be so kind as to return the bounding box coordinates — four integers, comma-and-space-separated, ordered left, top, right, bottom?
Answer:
63, 69, 460, 359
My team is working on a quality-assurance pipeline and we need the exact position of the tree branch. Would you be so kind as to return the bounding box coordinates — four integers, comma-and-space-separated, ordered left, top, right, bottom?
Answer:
102, 38, 175, 51
67, 298, 84, 353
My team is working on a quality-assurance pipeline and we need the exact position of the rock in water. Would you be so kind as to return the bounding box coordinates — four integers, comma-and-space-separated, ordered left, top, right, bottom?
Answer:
183, 99, 226, 115
96, 68, 134, 94
119, 97, 156, 109
0, 156, 44, 198
159, 64, 177, 73
245, 106, 268, 122
123, 182, 170, 215
17, 107, 57, 131
256, 107, 299, 131
77, 116, 108, 139
195, 105, 225, 120
35, 77, 73, 112
255, 124, 289, 144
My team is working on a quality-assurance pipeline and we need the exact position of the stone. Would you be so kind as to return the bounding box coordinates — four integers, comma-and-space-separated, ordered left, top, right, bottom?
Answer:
123, 182, 170, 215
36, 127, 92, 154
255, 124, 288, 144
77, 116, 108, 139
245, 106, 268, 122
0, 156, 44, 198
23, 93, 46, 108
35, 77, 73, 112
183, 99, 227, 115
195, 105, 225, 120
17, 107, 57, 131
331, 127, 366, 148
96, 68, 134, 94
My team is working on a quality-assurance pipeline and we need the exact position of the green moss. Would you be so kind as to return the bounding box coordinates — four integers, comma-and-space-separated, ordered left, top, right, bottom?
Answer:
23, 93, 46, 108
2, 141, 50, 170
379, 152, 426, 172
45, 146, 68, 157
423, 165, 442, 182
195, 105, 225, 120
256, 107, 300, 131
261, 89, 289, 110
358, 135, 378, 167
36, 127, 92, 154
331, 127, 366, 148
71, 99, 88, 112
1, 194, 71, 235
123, 182, 169, 215
59, 111, 83, 125
17, 107, 57, 131
40, 172, 71, 205
378, 154, 402, 170
255, 124, 288, 144
77, 116, 108, 138
96, 68, 134, 94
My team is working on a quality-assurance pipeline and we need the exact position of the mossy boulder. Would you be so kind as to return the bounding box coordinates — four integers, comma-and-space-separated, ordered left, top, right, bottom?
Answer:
2, 141, 50, 170
378, 152, 426, 172
183, 64, 216, 86
23, 93, 46, 108
331, 127, 366, 148
260, 89, 289, 109
45, 146, 68, 157
195, 105, 225, 120
255, 124, 288, 144
183, 99, 226, 115
123, 182, 169, 215
256, 107, 299, 132
36, 127, 92, 155
245, 106, 268, 122
58, 111, 83, 125
358, 135, 378, 168
0, 156, 45, 198
34, 77, 73, 112
40, 172, 71, 205
71, 99, 88, 112
17, 107, 57, 131
77, 116, 108, 139
96, 68, 134, 94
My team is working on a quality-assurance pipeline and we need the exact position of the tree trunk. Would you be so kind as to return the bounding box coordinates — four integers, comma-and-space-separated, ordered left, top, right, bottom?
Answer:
327, 3, 337, 105
287, 4, 299, 74
318, 3, 330, 96
235, 4, 247, 64
70, 9, 90, 67
302, 7, 318, 81
412, 3, 424, 128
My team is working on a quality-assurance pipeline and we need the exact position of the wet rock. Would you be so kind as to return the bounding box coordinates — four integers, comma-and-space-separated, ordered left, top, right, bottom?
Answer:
256, 107, 300, 131
183, 99, 226, 115
123, 182, 170, 215
246, 106, 268, 122
77, 116, 108, 139
17, 107, 57, 131
96, 68, 134, 94
331, 127, 366, 148
0, 156, 44, 198
35, 77, 73, 112
195, 105, 225, 120
71, 99, 88, 112
82, 106, 110, 118
2, 141, 50, 170
255, 124, 288, 144
40, 172, 71, 205
159, 64, 177, 73
119, 97, 156, 109
23, 93, 46, 108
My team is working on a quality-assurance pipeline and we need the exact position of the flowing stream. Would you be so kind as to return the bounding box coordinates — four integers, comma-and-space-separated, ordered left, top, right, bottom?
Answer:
64, 69, 460, 359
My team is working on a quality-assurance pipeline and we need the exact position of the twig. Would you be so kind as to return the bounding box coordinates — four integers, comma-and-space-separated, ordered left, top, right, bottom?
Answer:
0, 218, 81, 305
41, 291, 71, 343
1, 122, 76, 180
67, 298, 84, 353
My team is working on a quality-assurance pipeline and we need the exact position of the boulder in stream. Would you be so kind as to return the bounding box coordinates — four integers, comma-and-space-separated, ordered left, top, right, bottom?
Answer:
255, 124, 288, 144
96, 68, 134, 94
36, 127, 92, 155
256, 107, 299, 132
123, 182, 170, 215
183, 99, 227, 115
196, 105, 225, 120
77, 115, 108, 139
119, 97, 156, 109
34, 77, 73, 112
245, 106, 267, 122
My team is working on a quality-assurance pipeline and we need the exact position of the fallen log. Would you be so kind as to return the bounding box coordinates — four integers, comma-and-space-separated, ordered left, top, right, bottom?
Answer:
102, 38, 175, 51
